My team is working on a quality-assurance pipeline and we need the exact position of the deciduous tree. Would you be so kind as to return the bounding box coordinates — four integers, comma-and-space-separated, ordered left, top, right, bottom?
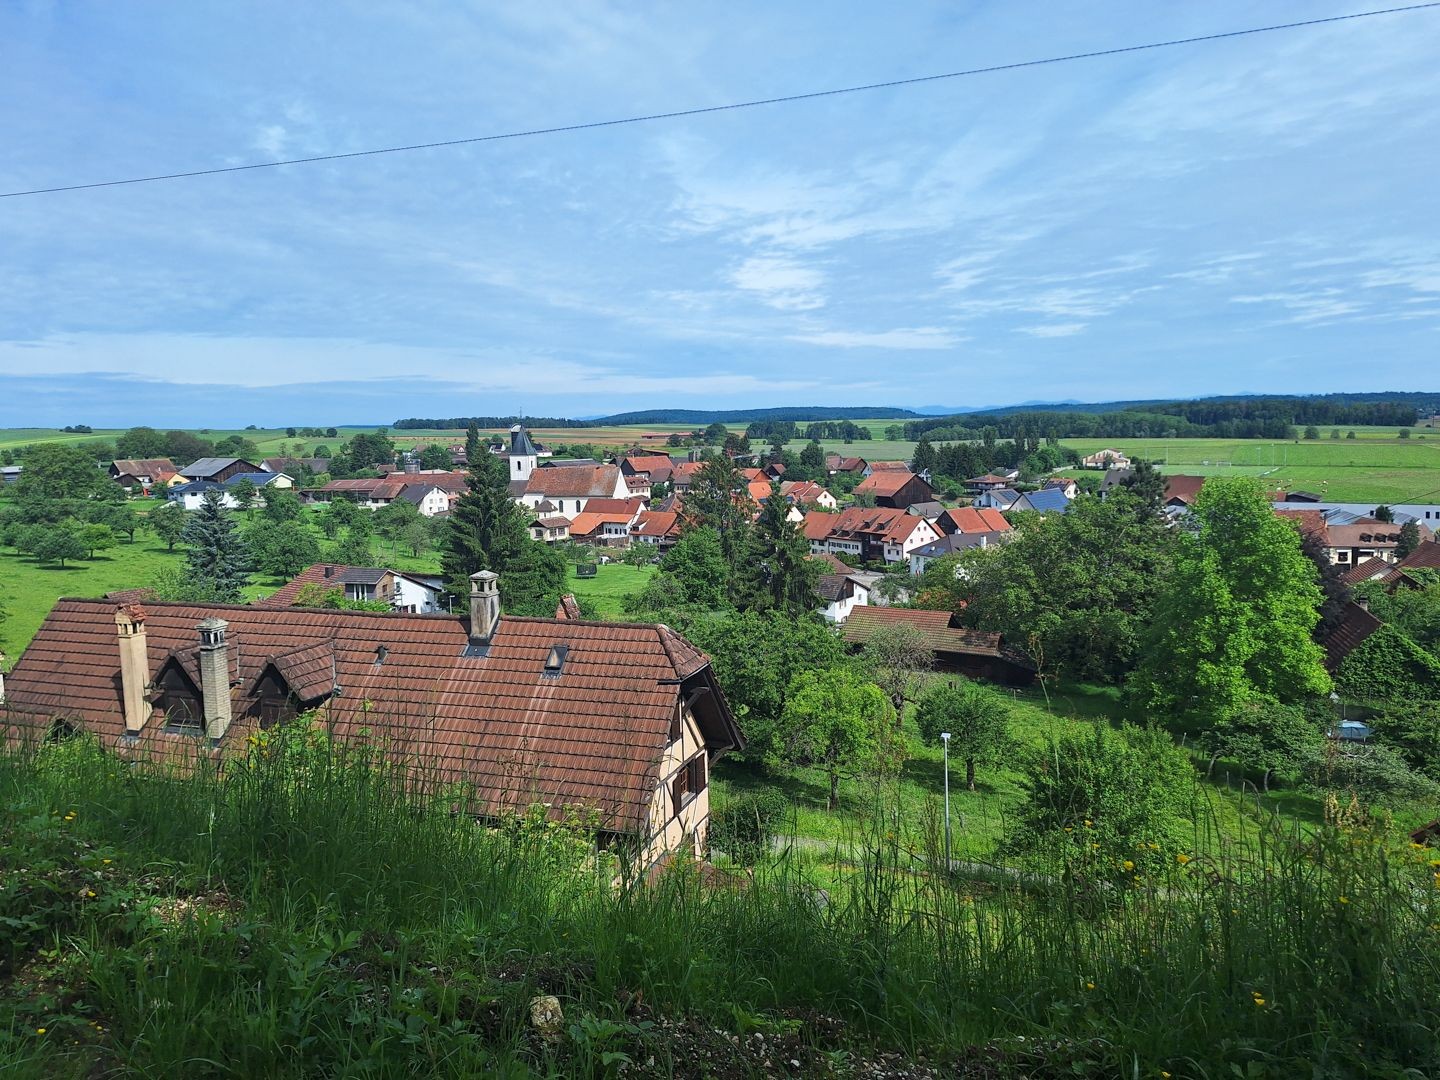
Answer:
916, 679, 1012, 790
148, 501, 187, 551
777, 667, 898, 810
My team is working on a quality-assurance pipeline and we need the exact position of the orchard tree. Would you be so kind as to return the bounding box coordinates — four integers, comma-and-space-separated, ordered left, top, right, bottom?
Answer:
861, 624, 933, 716
248, 520, 321, 578
1397, 520, 1422, 560
182, 490, 251, 602
33, 524, 87, 568
777, 667, 898, 811
1134, 477, 1329, 718
332, 515, 376, 568
259, 486, 302, 524
77, 523, 116, 559
149, 502, 187, 551
229, 477, 258, 517
14, 444, 103, 500
916, 679, 1012, 790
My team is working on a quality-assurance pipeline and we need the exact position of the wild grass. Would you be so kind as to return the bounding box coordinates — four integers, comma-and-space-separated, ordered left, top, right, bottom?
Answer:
4, 727, 1435, 1077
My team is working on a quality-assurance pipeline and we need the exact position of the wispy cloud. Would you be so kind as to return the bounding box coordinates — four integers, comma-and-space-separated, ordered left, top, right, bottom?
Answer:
728, 255, 826, 311
788, 327, 959, 350
1017, 323, 1086, 338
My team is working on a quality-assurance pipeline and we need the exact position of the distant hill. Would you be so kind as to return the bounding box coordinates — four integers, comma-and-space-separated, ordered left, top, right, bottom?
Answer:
590, 407, 926, 425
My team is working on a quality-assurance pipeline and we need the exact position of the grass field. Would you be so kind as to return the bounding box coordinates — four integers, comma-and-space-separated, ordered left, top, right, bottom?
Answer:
563, 562, 655, 617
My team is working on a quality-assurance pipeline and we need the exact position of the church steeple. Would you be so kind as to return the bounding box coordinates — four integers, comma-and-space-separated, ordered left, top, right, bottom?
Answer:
508, 424, 538, 482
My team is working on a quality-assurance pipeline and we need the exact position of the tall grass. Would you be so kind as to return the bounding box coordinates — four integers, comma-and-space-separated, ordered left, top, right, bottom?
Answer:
2, 726, 1437, 1077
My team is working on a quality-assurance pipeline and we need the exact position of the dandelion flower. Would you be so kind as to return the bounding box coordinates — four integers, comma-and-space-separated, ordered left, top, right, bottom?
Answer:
1122, 860, 1135, 872
1253, 996, 1266, 1007
1085, 982, 1095, 990
1176, 853, 1191, 865
1338, 896, 1349, 905
86, 890, 96, 898
36, 1028, 46, 1035
1084, 819, 1093, 828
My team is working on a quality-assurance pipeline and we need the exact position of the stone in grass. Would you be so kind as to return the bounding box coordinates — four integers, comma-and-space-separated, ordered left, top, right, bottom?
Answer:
529, 995, 565, 1043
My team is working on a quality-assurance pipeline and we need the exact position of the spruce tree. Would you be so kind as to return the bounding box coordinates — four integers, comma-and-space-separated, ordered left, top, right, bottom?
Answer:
743, 483, 822, 617
911, 437, 938, 475
442, 429, 561, 611
182, 489, 251, 602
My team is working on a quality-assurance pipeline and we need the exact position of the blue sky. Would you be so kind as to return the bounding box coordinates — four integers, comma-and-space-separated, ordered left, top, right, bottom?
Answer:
2, 1, 1439, 426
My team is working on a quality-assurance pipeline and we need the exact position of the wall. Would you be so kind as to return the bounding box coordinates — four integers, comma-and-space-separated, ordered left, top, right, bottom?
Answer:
637, 702, 710, 869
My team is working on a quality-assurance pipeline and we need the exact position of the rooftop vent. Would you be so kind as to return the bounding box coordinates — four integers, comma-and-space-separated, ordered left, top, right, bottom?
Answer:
374, 645, 388, 666
542, 645, 569, 678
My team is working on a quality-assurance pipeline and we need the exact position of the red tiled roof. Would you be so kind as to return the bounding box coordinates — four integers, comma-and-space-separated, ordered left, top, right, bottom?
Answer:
1163, 476, 1206, 506
779, 480, 832, 504
1340, 557, 1399, 585
938, 507, 1012, 534
534, 515, 572, 529
567, 511, 633, 538
809, 552, 854, 573
868, 461, 909, 472
966, 474, 1010, 485
555, 595, 582, 620
1398, 539, 1440, 571
746, 479, 773, 503
580, 497, 646, 517
621, 455, 674, 473
524, 465, 623, 499
802, 511, 840, 542
632, 511, 681, 539
255, 564, 379, 609
111, 458, 176, 477
855, 471, 922, 498
3, 598, 740, 835
821, 506, 931, 546
1275, 509, 1329, 537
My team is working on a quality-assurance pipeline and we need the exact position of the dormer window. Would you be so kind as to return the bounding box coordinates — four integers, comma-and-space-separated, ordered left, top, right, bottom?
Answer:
543, 645, 569, 677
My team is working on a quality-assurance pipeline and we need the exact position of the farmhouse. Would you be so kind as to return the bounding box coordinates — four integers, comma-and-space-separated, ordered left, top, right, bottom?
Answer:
177, 457, 266, 484
840, 607, 1035, 686
907, 530, 1006, 574
109, 458, 177, 489
256, 563, 449, 613
167, 472, 292, 511
312, 474, 462, 515
631, 510, 683, 549
934, 507, 1012, 536
618, 455, 675, 484
825, 455, 870, 477
1081, 449, 1131, 469
778, 480, 837, 510
973, 487, 1020, 511
0, 573, 742, 868
804, 506, 941, 564
854, 470, 936, 510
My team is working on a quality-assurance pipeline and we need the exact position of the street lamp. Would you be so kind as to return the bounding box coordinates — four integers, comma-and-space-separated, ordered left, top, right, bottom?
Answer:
940, 731, 952, 876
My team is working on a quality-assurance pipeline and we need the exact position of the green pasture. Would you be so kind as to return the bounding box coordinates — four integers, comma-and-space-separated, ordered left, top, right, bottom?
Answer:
563, 562, 656, 617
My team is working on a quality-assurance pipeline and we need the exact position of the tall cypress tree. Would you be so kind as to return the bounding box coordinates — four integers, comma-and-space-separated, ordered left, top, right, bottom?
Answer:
182, 489, 251, 602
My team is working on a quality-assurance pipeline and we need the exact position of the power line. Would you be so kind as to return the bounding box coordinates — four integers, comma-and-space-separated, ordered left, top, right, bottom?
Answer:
4, 2, 1437, 200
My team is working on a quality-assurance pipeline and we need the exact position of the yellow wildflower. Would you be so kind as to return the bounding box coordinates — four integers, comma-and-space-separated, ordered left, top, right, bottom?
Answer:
85, 890, 96, 898
1085, 981, 1095, 990
1176, 853, 1191, 865
1338, 896, 1349, 905
36, 1028, 46, 1035
1084, 819, 1093, 828
1254, 996, 1266, 1006
1122, 860, 1135, 872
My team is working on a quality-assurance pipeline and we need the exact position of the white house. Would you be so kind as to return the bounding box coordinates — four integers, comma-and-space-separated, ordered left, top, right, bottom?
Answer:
167, 472, 293, 511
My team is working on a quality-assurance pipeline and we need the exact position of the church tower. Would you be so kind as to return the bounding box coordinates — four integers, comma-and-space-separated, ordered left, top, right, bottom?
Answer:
508, 424, 538, 483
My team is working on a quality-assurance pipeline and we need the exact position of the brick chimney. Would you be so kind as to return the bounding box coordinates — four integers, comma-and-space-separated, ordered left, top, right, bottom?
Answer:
197, 617, 233, 742
114, 606, 151, 735
469, 571, 501, 642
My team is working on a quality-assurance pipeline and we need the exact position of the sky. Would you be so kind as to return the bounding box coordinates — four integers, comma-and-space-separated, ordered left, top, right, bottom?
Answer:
2, 1, 1439, 427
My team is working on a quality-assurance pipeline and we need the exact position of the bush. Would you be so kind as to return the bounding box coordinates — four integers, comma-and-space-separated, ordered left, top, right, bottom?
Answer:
707, 790, 789, 865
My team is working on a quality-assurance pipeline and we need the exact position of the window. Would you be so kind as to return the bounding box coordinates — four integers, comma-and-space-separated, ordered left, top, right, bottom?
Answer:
161, 693, 203, 733
672, 755, 706, 817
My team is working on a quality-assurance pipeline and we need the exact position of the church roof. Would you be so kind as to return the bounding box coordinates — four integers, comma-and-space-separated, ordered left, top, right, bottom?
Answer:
509, 425, 539, 458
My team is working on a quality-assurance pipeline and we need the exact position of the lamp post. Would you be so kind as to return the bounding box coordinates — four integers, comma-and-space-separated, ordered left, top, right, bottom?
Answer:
940, 731, 952, 876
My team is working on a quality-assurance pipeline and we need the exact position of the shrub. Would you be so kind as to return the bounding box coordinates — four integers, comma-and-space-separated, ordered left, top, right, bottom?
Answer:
707, 790, 789, 865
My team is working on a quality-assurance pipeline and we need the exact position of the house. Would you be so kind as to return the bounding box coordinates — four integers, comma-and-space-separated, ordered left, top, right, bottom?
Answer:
109, 458, 177, 489
0, 465, 21, 486
669, 461, 705, 492
1099, 467, 1134, 495
1042, 477, 1079, 499
1010, 488, 1073, 515
515, 464, 628, 516
839, 607, 1035, 686
620, 455, 676, 484
1081, 449, 1131, 470
397, 484, 452, 518
778, 480, 837, 510
825, 455, 870, 477
762, 461, 787, 481
312, 474, 464, 515
0, 572, 743, 869
631, 510, 683, 549
1266, 500, 1440, 527
868, 461, 909, 473
854, 471, 936, 510
167, 472, 293, 511
177, 458, 266, 484
934, 507, 1012, 537
1276, 509, 1432, 567
254, 563, 449, 613
816, 572, 870, 623
1163, 476, 1207, 509
907, 530, 1006, 575
529, 516, 572, 543
965, 473, 1012, 493
805, 506, 941, 564
905, 501, 946, 520
973, 488, 1020, 511
567, 511, 636, 547
1398, 538, 1440, 572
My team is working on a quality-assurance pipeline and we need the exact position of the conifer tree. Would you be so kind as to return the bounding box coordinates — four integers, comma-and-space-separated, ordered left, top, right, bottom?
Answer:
443, 426, 562, 611
745, 483, 822, 616
911, 437, 938, 475
182, 489, 251, 602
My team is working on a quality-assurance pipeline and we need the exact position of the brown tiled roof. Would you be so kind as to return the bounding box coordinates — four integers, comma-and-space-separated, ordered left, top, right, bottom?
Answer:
1326, 524, 1409, 549
524, 465, 622, 499
534, 515, 572, 529
554, 595, 582, 621
809, 552, 853, 573
567, 511, 632, 539
966, 474, 1010, 485
1398, 539, 1440, 571
1340, 557, 1400, 585
822, 506, 931, 546
816, 574, 854, 602
855, 471, 921, 498
831, 457, 866, 473
1321, 601, 1382, 670
256, 564, 394, 609
3, 599, 740, 835
104, 588, 158, 604
937, 507, 1012, 535
1275, 509, 1329, 537
868, 461, 909, 472
1163, 476, 1206, 506
632, 511, 681, 539
779, 480, 832, 504
581, 497, 647, 517
620, 455, 674, 474
802, 511, 840, 542
840, 607, 1014, 660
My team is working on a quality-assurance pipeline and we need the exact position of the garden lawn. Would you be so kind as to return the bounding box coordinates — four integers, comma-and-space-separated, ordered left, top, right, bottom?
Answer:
564, 562, 655, 618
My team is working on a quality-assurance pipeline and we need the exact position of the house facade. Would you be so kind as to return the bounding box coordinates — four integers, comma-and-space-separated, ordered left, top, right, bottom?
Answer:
167, 472, 292, 511
854, 470, 936, 510
1, 573, 742, 871
804, 506, 941, 564
177, 458, 266, 484
515, 464, 628, 516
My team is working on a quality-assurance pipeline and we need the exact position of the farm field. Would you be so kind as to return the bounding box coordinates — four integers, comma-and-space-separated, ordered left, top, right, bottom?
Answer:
1060, 436, 1440, 503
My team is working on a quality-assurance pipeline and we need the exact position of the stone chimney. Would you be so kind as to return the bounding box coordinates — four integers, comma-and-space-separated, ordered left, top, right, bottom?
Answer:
114, 606, 151, 735
469, 571, 501, 642
1355, 597, 1370, 612
197, 617, 233, 742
